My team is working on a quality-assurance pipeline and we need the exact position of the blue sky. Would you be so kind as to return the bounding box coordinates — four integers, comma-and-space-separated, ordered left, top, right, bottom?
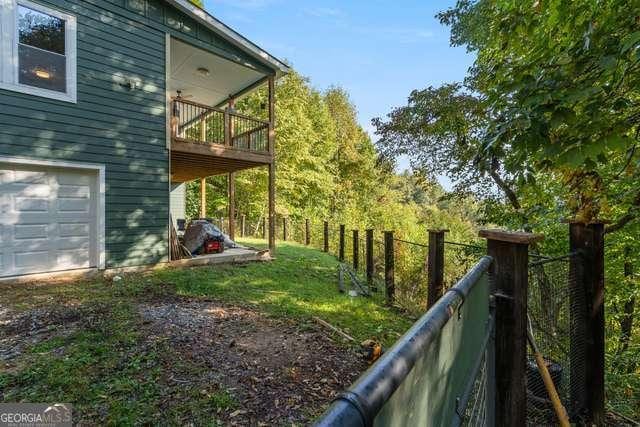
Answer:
204, 0, 474, 182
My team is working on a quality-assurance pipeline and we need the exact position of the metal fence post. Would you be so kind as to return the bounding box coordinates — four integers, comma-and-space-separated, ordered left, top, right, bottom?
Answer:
366, 229, 374, 287
479, 229, 542, 427
569, 222, 605, 424
339, 225, 345, 262
323, 221, 329, 253
305, 219, 311, 245
427, 229, 447, 309
353, 229, 359, 271
384, 231, 395, 305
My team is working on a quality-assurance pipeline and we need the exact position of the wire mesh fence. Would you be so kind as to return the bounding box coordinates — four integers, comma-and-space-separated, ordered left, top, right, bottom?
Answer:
393, 237, 429, 315
462, 347, 490, 427
526, 252, 584, 425
444, 241, 486, 288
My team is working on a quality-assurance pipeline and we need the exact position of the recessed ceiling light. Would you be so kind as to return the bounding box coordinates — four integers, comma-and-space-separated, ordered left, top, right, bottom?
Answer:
197, 67, 210, 77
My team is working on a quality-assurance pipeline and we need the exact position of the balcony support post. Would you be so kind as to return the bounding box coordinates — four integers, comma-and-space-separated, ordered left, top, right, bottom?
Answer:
200, 177, 206, 218
268, 75, 276, 256
228, 172, 235, 240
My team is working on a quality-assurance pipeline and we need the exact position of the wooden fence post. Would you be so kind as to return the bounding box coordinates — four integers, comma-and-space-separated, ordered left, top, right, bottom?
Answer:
283, 217, 288, 241
479, 229, 542, 427
569, 222, 605, 424
323, 221, 329, 253
262, 217, 267, 239
338, 224, 344, 262
427, 229, 447, 310
366, 229, 374, 286
339, 225, 345, 262
353, 229, 359, 271
384, 231, 395, 305
305, 219, 311, 245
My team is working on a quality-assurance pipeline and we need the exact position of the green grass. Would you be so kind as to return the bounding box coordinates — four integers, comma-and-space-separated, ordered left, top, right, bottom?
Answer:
0, 241, 412, 424
156, 238, 413, 344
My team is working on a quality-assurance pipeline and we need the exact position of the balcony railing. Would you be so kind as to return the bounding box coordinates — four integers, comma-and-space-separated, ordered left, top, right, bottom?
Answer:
171, 99, 270, 154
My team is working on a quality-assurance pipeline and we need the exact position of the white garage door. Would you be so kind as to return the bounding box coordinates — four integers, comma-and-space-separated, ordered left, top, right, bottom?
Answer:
0, 164, 98, 277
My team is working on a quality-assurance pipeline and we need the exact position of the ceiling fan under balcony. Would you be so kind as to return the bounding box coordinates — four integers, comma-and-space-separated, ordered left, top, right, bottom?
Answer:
171, 90, 193, 100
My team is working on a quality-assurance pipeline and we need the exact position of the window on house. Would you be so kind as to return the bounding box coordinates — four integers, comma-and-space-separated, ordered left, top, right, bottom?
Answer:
0, 1, 76, 102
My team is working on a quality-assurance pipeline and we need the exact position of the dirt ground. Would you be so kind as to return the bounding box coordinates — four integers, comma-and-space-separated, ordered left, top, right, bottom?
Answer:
137, 300, 368, 424
0, 293, 368, 425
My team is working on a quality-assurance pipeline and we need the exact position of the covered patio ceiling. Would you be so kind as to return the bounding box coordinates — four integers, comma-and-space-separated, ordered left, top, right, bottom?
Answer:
169, 38, 267, 106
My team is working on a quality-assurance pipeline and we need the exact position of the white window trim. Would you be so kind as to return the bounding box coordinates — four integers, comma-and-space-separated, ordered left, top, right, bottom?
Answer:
0, 156, 106, 270
0, 0, 77, 103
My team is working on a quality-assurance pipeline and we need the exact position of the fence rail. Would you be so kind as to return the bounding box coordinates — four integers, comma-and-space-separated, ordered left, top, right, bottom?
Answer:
316, 257, 494, 427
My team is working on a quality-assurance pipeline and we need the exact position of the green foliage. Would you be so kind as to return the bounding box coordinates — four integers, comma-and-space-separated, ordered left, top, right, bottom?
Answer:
437, 0, 640, 222
373, 0, 640, 418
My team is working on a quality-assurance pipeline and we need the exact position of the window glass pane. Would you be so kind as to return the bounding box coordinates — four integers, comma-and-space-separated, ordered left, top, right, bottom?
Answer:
18, 5, 65, 55
18, 44, 66, 92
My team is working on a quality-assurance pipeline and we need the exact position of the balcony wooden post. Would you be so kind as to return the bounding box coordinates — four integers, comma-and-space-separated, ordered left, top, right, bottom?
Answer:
200, 178, 206, 218
228, 98, 235, 147
224, 110, 231, 146
199, 111, 206, 143
268, 76, 276, 256
228, 173, 235, 240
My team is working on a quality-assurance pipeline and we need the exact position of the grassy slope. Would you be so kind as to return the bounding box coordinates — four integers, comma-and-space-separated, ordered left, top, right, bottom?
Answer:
0, 241, 411, 424
157, 238, 412, 345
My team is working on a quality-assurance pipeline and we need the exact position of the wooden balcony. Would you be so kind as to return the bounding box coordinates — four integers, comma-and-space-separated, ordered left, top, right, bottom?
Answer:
170, 98, 273, 182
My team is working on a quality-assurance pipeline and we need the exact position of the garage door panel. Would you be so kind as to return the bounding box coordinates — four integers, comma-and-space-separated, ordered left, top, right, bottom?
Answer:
14, 196, 50, 212
59, 222, 90, 237
57, 237, 90, 250
13, 224, 49, 240
10, 182, 51, 197
57, 197, 91, 213
56, 249, 90, 268
58, 184, 91, 198
14, 250, 50, 269
13, 170, 47, 184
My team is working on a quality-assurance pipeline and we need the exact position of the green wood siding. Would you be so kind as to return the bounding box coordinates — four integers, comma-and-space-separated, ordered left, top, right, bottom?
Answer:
0, 0, 175, 268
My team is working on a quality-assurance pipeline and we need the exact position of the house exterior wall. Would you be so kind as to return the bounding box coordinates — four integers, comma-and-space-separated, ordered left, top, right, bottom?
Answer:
0, 0, 265, 268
